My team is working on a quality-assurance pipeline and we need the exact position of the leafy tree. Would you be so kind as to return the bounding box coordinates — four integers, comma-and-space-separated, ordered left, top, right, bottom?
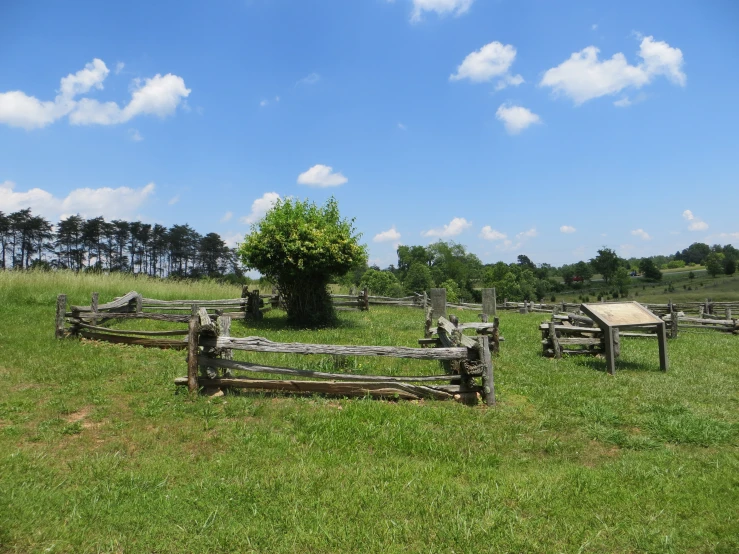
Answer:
517, 254, 535, 270
680, 242, 710, 265
574, 260, 594, 282
238, 197, 366, 326
613, 266, 631, 296
591, 248, 622, 284
705, 252, 724, 277
639, 258, 662, 281
725, 258, 737, 276
360, 269, 403, 297
403, 262, 433, 294
438, 279, 461, 303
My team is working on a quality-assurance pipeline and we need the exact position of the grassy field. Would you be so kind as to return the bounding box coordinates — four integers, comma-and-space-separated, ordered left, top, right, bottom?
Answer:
558, 270, 739, 304
1, 271, 737, 553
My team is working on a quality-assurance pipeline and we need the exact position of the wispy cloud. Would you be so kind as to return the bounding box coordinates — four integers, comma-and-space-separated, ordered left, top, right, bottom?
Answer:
479, 226, 506, 241
631, 228, 651, 240
374, 226, 401, 243
168, 194, 180, 206
220, 211, 233, 223
296, 73, 320, 86
128, 128, 143, 142
410, 0, 474, 23
682, 209, 708, 231
240, 192, 280, 225
560, 225, 576, 234
297, 164, 348, 187
422, 217, 471, 238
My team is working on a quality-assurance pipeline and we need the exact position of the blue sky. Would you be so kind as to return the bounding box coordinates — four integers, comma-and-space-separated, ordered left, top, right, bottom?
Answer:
1, 0, 738, 268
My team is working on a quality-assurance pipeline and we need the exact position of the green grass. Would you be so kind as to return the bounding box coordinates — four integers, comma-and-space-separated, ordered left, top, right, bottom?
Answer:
0, 271, 738, 552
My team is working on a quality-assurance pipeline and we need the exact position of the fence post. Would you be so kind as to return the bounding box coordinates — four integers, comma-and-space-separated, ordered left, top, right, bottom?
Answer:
670, 302, 678, 339
90, 292, 99, 326
187, 304, 200, 393
431, 288, 447, 319
482, 288, 495, 318
55, 294, 67, 339
362, 288, 369, 311
422, 291, 428, 311
549, 321, 561, 359
478, 335, 495, 406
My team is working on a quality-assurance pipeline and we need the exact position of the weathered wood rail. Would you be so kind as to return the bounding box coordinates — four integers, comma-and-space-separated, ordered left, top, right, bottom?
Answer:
175, 308, 495, 406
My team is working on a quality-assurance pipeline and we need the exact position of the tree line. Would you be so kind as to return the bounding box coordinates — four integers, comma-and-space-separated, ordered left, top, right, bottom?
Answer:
349, 241, 738, 302
0, 208, 242, 279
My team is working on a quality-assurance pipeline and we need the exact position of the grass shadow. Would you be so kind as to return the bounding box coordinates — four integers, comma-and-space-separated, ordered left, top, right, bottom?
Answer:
573, 357, 665, 373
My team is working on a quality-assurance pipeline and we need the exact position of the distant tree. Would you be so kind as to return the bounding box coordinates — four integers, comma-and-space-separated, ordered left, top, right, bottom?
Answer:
517, 254, 535, 270
360, 268, 404, 297
724, 258, 736, 276
591, 248, 621, 284
438, 279, 461, 303
680, 242, 711, 265
705, 252, 724, 277
639, 258, 662, 281
688, 271, 695, 280
403, 262, 433, 294
238, 197, 366, 326
613, 266, 631, 296
560, 264, 575, 286
574, 260, 594, 282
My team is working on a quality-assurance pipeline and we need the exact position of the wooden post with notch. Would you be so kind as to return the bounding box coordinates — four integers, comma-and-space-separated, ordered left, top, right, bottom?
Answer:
431, 288, 447, 319
478, 335, 495, 406
55, 294, 67, 339
90, 292, 99, 326
187, 304, 200, 393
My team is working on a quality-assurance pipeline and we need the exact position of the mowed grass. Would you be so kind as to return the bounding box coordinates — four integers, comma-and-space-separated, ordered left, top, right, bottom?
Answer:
0, 271, 738, 553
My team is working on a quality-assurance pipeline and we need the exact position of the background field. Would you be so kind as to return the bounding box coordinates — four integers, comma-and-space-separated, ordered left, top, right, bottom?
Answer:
0, 271, 737, 553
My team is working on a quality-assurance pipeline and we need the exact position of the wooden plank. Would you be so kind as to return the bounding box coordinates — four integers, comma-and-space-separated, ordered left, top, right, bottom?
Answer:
218, 315, 232, 361
198, 336, 468, 360
55, 294, 67, 339
549, 321, 561, 359
68, 311, 190, 323
174, 377, 454, 400
187, 315, 199, 392
482, 288, 496, 317
657, 321, 669, 372
142, 297, 247, 306
79, 331, 187, 349
197, 356, 462, 383
479, 335, 495, 406
70, 290, 139, 313
76, 323, 188, 336
437, 317, 478, 348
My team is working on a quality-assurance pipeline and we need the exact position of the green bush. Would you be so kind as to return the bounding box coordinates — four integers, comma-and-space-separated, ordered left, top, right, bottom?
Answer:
238, 197, 367, 326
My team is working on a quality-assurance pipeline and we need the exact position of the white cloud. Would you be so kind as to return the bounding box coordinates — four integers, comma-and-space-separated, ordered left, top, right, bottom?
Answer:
614, 97, 632, 108
374, 226, 401, 243
516, 228, 538, 239
0, 58, 109, 129
496, 239, 521, 252
0, 59, 190, 129
397, 122, 407, 131
479, 226, 506, 241
631, 228, 651, 240
128, 128, 143, 142
495, 103, 542, 134
240, 192, 280, 225
0, 180, 155, 220
220, 211, 233, 223
591, 24, 598, 31
70, 73, 191, 125
450, 41, 521, 89
682, 209, 708, 231
411, 0, 474, 22
297, 73, 320, 86
168, 194, 180, 206
494, 73, 525, 91
297, 164, 348, 187
115, 62, 125, 75
260, 99, 268, 107
422, 217, 471, 238
560, 225, 576, 234
540, 36, 686, 104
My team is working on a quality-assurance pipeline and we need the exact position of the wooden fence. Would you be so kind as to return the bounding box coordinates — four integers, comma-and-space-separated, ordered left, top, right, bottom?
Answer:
174, 308, 495, 406
55, 291, 494, 405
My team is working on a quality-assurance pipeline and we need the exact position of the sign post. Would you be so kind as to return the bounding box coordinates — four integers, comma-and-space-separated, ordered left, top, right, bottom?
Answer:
580, 302, 668, 375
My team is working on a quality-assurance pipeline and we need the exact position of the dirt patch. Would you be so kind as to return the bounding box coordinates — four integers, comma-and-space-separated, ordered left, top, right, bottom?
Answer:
65, 407, 92, 424
579, 440, 621, 468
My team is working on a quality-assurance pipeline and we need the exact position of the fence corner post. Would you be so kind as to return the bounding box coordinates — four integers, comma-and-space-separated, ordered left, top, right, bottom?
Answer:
55, 294, 67, 339
187, 304, 200, 393
478, 335, 495, 406
90, 292, 99, 326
